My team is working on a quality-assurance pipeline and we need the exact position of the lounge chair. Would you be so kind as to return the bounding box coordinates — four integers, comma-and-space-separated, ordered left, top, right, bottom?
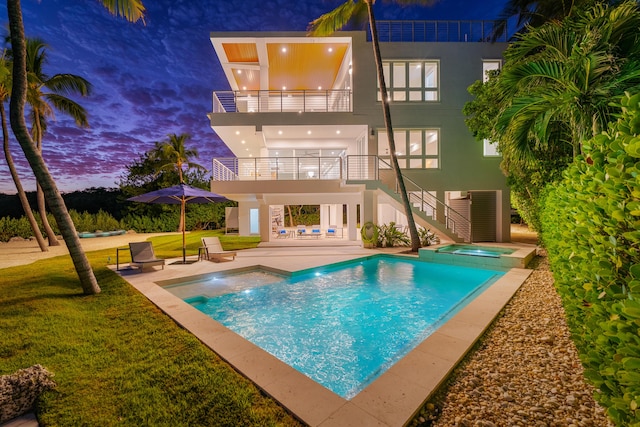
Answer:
326, 225, 340, 238
296, 225, 308, 238
129, 242, 165, 272
310, 225, 322, 238
275, 228, 290, 238
201, 237, 237, 262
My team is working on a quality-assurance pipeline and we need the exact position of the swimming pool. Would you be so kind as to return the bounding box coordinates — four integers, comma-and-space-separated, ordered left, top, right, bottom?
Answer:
168, 256, 504, 399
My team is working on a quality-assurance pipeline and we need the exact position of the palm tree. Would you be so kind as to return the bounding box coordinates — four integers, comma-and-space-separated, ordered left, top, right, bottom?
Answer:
309, 0, 437, 252
151, 133, 205, 185
1, 50, 48, 251
6, 0, 145, 295
24, 37, 92, 246
151, 132, 206, 232
490, 0, 612, 41
495, 0, 640, 163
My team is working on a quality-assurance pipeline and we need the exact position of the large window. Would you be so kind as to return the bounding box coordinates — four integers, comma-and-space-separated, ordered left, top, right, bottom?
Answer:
482, 59, 502, 157
379, 61, 439, 102
377, 129, 439, 169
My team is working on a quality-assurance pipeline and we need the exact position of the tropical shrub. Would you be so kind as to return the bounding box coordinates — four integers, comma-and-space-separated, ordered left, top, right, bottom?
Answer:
418, 227, 440, 246
0, 215, 35, 241
376, 222, 410, 248
540, 93, 640, 426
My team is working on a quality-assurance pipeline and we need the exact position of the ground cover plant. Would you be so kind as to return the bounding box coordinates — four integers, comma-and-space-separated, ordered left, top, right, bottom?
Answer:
0, 232, 297, 426
541, 93, 640, 425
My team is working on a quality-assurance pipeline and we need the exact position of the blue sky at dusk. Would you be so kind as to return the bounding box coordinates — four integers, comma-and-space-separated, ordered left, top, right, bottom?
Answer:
0, 0, 508, 194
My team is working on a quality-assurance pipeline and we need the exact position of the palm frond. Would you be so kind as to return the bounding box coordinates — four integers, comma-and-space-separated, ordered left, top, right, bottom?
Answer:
100, 0, 146, 24
43, 93, 89, 127
45, 74, 92, 97
308, 1, 367, 36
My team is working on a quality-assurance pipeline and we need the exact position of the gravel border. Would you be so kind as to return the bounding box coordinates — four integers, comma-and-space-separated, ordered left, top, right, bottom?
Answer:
411, 253, 614, 427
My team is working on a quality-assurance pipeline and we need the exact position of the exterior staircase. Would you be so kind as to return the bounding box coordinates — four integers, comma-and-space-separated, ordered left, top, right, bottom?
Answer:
345, 156, 471, 242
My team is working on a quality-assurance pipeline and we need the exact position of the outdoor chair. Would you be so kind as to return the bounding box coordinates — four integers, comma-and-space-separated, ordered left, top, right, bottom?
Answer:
296, 225, 308, 237
275, 228, 290, 238
129, 242, 165, 272
326, 225, 340, 238
310, 225, 322, 238
201, 237, 237, 262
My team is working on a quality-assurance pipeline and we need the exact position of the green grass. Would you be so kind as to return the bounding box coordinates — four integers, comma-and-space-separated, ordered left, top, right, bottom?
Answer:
0, 231, 300, 426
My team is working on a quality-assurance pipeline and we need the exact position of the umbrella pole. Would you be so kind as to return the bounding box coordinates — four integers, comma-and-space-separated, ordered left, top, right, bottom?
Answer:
182, 198, 186, 263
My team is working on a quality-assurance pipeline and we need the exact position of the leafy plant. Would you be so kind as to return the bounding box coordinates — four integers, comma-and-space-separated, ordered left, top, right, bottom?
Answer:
418, 227, 440, 246
541, 92, 640, 425
376, 222, 410, 248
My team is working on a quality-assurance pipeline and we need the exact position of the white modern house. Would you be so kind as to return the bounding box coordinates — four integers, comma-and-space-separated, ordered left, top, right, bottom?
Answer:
208, 21, 510, 244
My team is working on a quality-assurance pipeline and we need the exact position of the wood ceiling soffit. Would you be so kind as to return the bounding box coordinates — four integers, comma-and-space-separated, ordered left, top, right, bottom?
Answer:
266, 43, 349, 91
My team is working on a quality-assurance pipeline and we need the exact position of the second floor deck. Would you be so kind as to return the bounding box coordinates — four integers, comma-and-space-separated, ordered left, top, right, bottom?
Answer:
212, 89, 352, 114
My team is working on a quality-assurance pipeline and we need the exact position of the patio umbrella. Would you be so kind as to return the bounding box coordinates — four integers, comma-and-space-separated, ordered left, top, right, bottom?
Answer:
127, 183, 228, 264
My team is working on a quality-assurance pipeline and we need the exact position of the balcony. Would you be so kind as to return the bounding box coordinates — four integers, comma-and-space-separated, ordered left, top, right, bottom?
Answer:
212, 89, 352, 114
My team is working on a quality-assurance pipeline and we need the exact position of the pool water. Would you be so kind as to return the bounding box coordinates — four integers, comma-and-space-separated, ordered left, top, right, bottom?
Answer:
177, 256, 504, 398
436, 244, 515, 258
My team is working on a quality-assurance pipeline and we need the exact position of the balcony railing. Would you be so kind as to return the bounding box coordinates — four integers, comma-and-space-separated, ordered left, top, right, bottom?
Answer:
372, 20, 508, 43
213, 155, 471, 241
212, 157, 343, 181
212, 90, 352, 114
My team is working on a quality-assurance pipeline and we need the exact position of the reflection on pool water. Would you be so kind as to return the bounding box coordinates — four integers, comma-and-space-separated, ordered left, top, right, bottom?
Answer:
166, 256, 504, 399
436, 244, 516, 258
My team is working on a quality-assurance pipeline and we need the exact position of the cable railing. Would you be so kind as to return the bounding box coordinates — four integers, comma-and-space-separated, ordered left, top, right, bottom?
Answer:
212, 154, 471, 241
212, 89, 352, 113
212, 157, 343, 181
345, 155, 471, 242
372, 20, 507, 43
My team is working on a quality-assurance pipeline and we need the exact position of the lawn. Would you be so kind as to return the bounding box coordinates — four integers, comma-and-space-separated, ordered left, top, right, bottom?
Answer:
0, 231, 302, 426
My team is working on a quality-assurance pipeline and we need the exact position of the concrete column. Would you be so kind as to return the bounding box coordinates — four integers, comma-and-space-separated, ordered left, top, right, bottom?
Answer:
347, 202, 358, 241
436, 190, 446, 224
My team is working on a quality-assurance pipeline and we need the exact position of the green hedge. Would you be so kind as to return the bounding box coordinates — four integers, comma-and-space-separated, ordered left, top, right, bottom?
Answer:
541, 93, 640, 426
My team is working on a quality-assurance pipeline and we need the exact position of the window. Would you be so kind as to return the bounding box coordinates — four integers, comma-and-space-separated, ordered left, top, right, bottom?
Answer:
482, 60, 502, 157
482, 60, 501, 83
483, 139, 500, 157
378, 129, 439, 169
379, 61, 439, 102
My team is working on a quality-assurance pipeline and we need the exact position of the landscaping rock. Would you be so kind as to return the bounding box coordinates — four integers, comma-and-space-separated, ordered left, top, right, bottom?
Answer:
0, 365, 56, 423
413, 255, 613, 427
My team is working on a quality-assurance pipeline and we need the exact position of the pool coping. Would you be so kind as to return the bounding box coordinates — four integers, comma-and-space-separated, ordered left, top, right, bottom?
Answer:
115, 248, 532, 427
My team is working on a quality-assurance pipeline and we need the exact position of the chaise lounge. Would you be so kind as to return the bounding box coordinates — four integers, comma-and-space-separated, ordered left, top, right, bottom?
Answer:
201, 237, 237, 262
129, 242, 165, 272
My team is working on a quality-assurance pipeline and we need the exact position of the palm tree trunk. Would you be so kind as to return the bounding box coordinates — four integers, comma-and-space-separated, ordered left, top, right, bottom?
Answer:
7, 0, 100, 295
37, 182, 60, 245
366, 0, 421, 252
1, 102, 48, 251
33, 111, 60, 246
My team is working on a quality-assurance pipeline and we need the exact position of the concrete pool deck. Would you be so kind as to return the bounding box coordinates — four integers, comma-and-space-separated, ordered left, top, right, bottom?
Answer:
113, 244, 533, 427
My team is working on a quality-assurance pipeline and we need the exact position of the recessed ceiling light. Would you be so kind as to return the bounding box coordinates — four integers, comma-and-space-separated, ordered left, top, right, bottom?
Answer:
237, 69, 242, 74
307, 130, 312, 135
282, 86, 286, 90
241, 140, 245, 144
242, 86, 247, 90
318, 86, 322, 90
278, 130, 283, 135
281, 47, 287, 53
336, 130, 341, 134
328, 47, 333, 53
246, 148, 249, 151
235, 131, 240, 135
